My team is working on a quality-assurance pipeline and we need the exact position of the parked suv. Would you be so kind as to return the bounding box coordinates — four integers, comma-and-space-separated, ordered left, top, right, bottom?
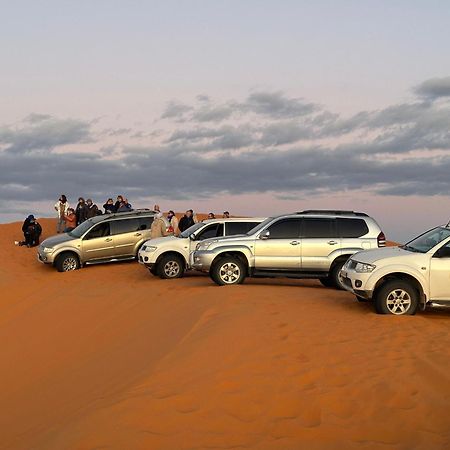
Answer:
38, 209, 156, 272
138, 217, 265, 279
192, 210, 385, 288
340, 225, 450, 315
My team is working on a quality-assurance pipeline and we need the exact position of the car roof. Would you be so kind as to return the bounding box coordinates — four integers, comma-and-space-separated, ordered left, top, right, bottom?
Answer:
295, 210, 369, 218
89, 209, 157, 224
200, 217, 266, 224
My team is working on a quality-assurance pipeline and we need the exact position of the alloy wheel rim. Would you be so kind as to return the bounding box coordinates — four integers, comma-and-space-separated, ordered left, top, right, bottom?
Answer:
386, 289, 411, 315
164, 261, 180, 277
219, 262, 240, 284
63, 257, 77, 271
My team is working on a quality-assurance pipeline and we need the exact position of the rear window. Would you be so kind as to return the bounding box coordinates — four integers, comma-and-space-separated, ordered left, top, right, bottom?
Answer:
110, 218, 141, 235
138, 216, 154, 230
196, 223, 224, 240
337, 218, 369, 238
226, 222, 260, 236
302, 218, 337, 238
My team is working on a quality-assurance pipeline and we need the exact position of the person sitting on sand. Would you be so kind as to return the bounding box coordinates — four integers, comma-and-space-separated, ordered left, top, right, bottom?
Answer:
16, 215, 42, 247
64, 208, 77, 233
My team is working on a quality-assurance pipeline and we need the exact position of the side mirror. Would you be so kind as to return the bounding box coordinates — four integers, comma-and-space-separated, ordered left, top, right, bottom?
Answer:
259, 230, 270, 240
189, 234, 196, 241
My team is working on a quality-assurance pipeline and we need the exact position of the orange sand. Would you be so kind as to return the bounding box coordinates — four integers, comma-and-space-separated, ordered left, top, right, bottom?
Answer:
0, 219, 449, 449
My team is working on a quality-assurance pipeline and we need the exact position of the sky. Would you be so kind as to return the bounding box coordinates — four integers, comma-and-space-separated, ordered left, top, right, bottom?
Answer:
1, 0, 450, 242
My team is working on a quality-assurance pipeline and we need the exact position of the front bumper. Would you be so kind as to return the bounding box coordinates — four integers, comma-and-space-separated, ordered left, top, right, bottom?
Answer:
37, 250, 52, 264
339, 268, 373, 299
191, 250, 216, 272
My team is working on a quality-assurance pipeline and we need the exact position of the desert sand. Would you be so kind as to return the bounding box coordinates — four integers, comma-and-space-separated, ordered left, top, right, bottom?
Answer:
0, 218, 449, 450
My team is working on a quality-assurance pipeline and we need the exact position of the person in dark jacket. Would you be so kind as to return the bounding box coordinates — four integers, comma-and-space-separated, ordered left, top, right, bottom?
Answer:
86, 199, 100, 218
116, 198, 132, 212
103, 198, 116, 214
178, 209, 196, 232
16, 215, 42, 247
75, 197, 88, 225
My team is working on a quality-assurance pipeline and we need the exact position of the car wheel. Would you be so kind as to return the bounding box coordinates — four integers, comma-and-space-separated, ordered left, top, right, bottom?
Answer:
148, 267, 158, 276
356, 295, 368, 302
330, 259, 348, 290
319, 277, 334, 288
211, 257, 246, 286
55, 252, 80, 272
158, 254, 184, 279
374, 280, 419, 315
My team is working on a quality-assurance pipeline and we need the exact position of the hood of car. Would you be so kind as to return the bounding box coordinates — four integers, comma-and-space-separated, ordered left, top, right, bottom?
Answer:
201, 234, 249, 245
41, 233, 76, 247
350, 246, 412, 264
143, 236, 179, 247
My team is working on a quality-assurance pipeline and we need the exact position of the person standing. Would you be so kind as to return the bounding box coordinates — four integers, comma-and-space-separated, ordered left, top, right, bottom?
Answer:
75, 197, 88, 225
150, 212, 171, 239
178, 209, 196, 232
223, 211, 230, 218
207, 212, 215, 219
54, 195, 70, 233
64, 208, 77, 232
86, 199, 100, 218
167, 210, 179, 235
103, 198, 116, 214
117, 198, 132, 212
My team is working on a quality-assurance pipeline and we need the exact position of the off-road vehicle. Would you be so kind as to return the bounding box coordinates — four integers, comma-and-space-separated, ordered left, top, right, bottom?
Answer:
192, 210, 385, 288
340, 224, 450, 315
138, 217, 264, 279
38, 209, 156, 272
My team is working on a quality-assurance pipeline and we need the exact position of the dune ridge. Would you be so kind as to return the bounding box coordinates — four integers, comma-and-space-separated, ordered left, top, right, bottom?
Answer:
0, 219, 449, 449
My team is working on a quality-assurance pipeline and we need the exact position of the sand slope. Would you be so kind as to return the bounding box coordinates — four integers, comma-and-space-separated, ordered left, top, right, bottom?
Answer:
0, 219, 449, 449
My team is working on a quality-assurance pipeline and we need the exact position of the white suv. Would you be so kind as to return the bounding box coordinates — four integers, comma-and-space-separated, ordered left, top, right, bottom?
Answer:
340, 225, 450, 315
138, 217, 264, 279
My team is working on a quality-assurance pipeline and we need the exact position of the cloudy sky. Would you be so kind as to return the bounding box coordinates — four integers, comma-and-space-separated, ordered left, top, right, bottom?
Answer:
1, 0, 450, 241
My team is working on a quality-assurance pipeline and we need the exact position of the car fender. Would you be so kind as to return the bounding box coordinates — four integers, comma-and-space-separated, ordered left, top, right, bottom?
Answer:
328, 247, 363, 263
52, 246, 82, 261
209, 244, 254, 267
365, 264, 429, 297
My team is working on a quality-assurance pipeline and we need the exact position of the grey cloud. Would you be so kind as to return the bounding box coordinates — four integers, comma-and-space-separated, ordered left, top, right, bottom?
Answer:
0, 116, 92, 154
192, 104, 235, 122
161, 101, 193, 119
414, 76, 450, 100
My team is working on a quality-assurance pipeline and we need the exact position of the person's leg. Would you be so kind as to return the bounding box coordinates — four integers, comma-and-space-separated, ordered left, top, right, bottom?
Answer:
57, 218, 65, 233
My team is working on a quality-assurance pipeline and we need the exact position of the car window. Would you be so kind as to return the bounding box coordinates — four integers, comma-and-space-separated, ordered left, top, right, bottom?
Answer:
337, 218, 369, 238
138, 216, 154, 230
68, 219, 95, 238
110, 218, 140, 235
84, 222, 110, 240
405, 227, 450, 253
226, 222, 260, 236
302, 218, 337, 238
196, 223, 224, 240
266, 218, 301, 239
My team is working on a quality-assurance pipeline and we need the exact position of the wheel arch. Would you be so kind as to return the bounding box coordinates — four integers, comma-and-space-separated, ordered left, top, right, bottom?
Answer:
156, 250, 187, 268
211, 251, 250, 274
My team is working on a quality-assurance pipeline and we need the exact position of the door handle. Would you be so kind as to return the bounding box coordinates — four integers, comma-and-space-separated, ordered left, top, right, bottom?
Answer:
327, 240, 338, 245
290, 241, 300, 246
105, 238, 112, 242
134, 233, 142, 236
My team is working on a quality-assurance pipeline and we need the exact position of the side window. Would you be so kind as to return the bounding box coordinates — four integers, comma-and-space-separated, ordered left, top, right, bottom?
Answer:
435, 241, 450, 258
266, 219, 301, 239
196, 224, 223, 240
84, 222, 110, 240
226, 222, 259, 236
110, 219, 140, 235
138, 216, 154, 230
337, 218, 369, 238
302, 219, 337, 238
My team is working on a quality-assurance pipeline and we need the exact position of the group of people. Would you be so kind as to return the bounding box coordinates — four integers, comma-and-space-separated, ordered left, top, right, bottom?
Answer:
16, 193, 231, 246
54, 194, 133, 233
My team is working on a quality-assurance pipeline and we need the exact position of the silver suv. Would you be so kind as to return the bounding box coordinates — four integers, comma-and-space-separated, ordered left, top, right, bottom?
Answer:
192, 210, 385, 288
138, 217, 265, 279
38, 210, 156, 272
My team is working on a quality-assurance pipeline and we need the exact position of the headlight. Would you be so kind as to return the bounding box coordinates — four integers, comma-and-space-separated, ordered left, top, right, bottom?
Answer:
196, 240, 218, 251
43, 247, 54, 253
141, 245, 157, 253
355, 262, 376, 273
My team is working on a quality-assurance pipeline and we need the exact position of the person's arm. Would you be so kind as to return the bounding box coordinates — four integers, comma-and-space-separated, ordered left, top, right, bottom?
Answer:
36, 223, 42, 235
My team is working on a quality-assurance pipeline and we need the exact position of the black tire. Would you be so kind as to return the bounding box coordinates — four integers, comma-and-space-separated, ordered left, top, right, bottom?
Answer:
55, 252, 80, 272
374, 280, 419, 315
319, 277, 334, 288
148, 267, 158, 276
330, 259, 348, 290
210, 257, 246, 286
157, 254, 184, 279
356, 295, 368, 302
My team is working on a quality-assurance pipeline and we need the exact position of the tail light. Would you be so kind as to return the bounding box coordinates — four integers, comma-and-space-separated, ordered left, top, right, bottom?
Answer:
377, 231, 386, 247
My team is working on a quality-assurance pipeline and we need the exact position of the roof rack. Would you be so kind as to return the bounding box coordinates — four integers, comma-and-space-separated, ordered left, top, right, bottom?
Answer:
297, 210, 369, 217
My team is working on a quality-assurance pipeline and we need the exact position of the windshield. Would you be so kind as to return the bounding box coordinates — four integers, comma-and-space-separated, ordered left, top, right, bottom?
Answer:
179, 222, 205, 238
403, 226, 450, 253
68, 219, 95, 238
246, 217, 273, 235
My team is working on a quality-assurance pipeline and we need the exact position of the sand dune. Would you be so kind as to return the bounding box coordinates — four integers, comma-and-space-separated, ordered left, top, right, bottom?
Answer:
0, 219, 449, 449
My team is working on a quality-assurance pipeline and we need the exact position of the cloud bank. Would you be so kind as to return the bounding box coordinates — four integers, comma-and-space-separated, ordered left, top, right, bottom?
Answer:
1, 77, 449, 208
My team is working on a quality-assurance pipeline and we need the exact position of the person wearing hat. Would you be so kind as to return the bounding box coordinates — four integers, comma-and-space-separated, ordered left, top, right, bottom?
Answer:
16, 215, 42, 247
